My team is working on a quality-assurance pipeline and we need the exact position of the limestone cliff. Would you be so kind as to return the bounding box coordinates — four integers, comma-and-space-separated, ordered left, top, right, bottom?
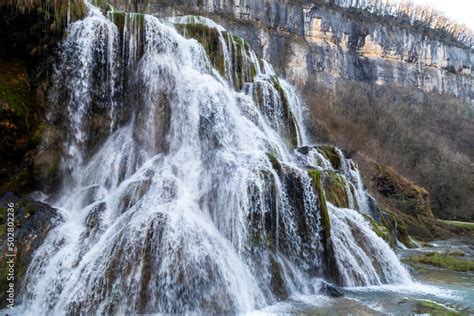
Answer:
142, 0, 472, 102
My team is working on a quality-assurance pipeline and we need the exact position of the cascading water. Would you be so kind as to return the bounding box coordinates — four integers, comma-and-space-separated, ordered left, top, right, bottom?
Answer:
15, 3, 413, 314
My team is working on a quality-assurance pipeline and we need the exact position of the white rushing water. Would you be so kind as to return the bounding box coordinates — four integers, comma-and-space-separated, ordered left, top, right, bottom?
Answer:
15, 3, 413, 314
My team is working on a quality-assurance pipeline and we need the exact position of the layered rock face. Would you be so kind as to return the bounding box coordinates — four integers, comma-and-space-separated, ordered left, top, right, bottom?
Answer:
144, 0, 473, 102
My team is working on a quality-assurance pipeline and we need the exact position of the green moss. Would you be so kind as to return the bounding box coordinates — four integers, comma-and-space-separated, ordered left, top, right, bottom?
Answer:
229, 34, 245, 90
249, 62, 257, 81
317, 145, 342, 170
439, 220, 474, 230
253, 83, 263, 110
176, 23, 226, 77
269, 76, 300, 148
109, 11, 126, 34
321, 171, 350, 208
380, 210, 417, 248
2, 0, 87, 29
33, 149, 61, 187
404, 252, 474, 272
413, 300, 460, 315
109, 11, 144, 35
373, 162, 433, 218
0, 59, 30, 119
307, 168, 341, 282
307, 169, 331, 242
362, 213, 393, 246
225, 33, 257, 90
266, 153, 282, 172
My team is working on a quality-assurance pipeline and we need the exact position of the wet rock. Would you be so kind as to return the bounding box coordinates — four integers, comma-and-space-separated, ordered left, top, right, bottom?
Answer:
307, 169, 341, 283
321, 170, 350, 209
0, 0, 83, 193
0, 59, 33, 192
320, 281, 344, 298
0, 192, 62, 307
397, 298, 461, 315
268, 254, 289, 300
316, 145, 343, 170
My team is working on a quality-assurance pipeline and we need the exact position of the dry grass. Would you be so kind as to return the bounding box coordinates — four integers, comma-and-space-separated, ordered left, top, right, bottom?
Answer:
304, 80, 474, 221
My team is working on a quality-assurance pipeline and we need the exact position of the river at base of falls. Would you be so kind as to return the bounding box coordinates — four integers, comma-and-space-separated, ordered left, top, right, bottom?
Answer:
254, 238, 474, 315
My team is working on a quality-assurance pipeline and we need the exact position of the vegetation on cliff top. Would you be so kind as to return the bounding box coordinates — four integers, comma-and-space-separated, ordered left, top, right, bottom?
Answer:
321, 0, 473, 47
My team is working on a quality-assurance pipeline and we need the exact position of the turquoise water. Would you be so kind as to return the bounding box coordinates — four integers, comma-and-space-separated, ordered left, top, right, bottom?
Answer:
252, 239, 474, 315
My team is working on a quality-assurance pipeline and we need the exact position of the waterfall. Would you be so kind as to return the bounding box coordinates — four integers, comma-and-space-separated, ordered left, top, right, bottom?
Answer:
328, 205, 412, 287
16, 3, 412, 314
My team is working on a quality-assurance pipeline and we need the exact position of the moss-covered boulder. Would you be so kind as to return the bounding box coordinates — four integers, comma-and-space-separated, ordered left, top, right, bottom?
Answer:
320, 170, 351, 208
356, 157, 474, 243
307, 169, 341, 283
0, 59, 38, 193
412, 300, 460, 315
0, 59, 31, 156
0, 192, 62, 308
316, 145, 343, 170
362, 213, 395, 247
32, 127, 62, 189
372, 162, 433, 218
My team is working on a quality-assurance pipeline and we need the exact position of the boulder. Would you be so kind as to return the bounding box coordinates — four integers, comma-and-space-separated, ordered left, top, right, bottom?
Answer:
372, 162, 433, 218
0, 192, 62, 307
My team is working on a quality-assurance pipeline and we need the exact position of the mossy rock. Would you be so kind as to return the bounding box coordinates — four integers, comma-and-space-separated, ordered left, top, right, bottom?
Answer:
226, 33, 257, 90
109, 11, 127, 34
268, 255, 289, 300
307, 169, 331, 241
379, 210, 417, 248
0, 59, 29, 119
362, 213, 394, 247
267, 76, 300, 149
316, 145, 343, 170
0, 59, 31, 157
1, 0, 86, 32
27, 124, 63, 190
33, 148, 61, 189
0, 59, 39, 192
109, 11, 145, 37
0, 193, 61, 308
266, 153, 282, 173
372, 162, 433, 218
175, 23, 226, 78
403, 251, 474, 272
413, 300, 460, 315
321, 170, 350, 209
307, 169, 341, 282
